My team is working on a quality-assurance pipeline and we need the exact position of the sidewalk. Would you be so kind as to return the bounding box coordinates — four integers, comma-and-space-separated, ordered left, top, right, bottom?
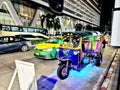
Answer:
101, 45, 117, 68
93, 45, 119, 90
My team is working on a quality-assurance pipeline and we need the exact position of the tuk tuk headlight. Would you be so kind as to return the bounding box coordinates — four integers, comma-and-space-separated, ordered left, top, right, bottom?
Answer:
57, 48, 59, 52
73, 51, 79, 55
63, 49, 69, 55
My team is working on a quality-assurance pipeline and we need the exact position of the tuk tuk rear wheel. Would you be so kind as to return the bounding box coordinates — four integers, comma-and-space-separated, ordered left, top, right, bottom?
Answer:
94, 58, 101, 66
95, 52, 102, 66
99, 52, 102, 62
57, 64, 70, 80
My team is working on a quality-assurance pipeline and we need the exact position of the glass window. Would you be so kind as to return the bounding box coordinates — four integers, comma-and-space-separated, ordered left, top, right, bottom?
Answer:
34, 28, 39, 32
22, 27, 28, 32
28, 28, 34, 32
9, 37, 14, 42
2, 25, 11, 31
3, 37, 9, 43
0, 37, 3, 44
0, 4, 15, 25
19, 27, 23, 32
15, 3, 36, 26
18, 34, 36, 38
39, 29, 43, 33
11, 26, 19, 32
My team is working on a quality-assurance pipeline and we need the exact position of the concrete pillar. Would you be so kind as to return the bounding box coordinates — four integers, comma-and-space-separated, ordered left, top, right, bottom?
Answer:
111, 0, 120, 46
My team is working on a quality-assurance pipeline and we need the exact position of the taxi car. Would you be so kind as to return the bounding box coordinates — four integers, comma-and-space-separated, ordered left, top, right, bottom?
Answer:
33, 36, 63, 59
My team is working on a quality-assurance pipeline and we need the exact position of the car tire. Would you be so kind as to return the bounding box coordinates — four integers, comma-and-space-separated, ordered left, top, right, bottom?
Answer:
21, 45, 29, 52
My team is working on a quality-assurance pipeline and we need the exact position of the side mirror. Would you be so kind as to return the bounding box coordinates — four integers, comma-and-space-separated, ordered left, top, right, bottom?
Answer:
48, 0, 64, 14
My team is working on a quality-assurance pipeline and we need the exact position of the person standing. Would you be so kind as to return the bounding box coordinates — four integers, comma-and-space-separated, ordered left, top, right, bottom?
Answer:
101, 32, 107, 48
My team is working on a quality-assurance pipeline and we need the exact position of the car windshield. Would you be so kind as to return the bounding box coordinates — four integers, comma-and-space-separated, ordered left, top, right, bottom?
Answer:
21, 35, 36, 38
79, 32, 88, 37
46, 38, 58, 43
35, 36, 46, 39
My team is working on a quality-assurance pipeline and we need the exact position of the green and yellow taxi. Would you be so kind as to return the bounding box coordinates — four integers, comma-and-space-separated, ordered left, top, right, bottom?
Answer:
34, 36, 63, 59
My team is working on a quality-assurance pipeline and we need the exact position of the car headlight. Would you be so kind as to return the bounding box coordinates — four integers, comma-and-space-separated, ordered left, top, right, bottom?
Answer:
73, 51, 79, 55
34, 48, 37, 50
46, 48, 53, 51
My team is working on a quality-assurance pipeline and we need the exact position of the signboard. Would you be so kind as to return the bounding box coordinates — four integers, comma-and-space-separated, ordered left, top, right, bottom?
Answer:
8, 60, 37, 90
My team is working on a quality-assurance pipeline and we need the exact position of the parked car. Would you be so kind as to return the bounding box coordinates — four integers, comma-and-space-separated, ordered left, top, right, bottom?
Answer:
84, 31, 101, 40
0, 36, 31, 53
34, 36, 63, 59
15, 34, 49, 40
15, 34, 48, 45
76, 31, 94, 41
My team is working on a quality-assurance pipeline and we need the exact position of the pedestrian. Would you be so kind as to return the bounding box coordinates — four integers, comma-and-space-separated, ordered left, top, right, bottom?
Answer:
101, 32, 107, 48
72, 38, 79, 48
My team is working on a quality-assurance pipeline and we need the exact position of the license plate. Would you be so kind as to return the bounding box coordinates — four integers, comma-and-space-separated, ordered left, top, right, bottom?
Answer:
35, 53, 39, 56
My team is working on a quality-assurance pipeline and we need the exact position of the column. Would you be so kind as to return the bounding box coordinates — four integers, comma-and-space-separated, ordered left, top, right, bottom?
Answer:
111, 0, 120, 46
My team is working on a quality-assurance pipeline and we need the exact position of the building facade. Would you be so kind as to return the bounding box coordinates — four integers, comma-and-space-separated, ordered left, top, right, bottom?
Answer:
0, 0, 101, 32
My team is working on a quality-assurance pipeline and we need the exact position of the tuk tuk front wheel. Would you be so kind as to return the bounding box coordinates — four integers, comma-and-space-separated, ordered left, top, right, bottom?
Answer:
57, 64, 70, 80
81, 57, 90, 65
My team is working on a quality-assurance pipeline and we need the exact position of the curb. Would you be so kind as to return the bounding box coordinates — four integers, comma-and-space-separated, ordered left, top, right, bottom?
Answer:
100, 54, 119, 90
107, 57, 120, 90
93, 48, 118, 90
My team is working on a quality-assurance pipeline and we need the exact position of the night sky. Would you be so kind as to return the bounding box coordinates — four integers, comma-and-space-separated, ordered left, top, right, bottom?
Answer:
100, 0, 115, 31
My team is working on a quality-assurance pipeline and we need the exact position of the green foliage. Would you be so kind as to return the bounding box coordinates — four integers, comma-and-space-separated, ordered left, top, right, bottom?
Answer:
31, 39, 47, 45
41, 15, 46, 28
46, 13, 55, 29
85, 24, 92, 30
40, 13, 61, 30
54, 18, 61, 30
75, 23, 83, 31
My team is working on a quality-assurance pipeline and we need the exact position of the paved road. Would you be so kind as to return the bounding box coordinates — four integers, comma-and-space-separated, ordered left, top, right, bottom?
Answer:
0, 50, 58, 90
0, 46, 116, 90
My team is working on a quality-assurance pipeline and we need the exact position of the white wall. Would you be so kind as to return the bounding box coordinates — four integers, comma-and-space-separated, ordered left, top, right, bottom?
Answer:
111, 0, 120, 46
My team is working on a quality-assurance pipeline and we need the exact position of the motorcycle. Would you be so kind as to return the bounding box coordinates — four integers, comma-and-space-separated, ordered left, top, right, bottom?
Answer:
57, 34, 103, 80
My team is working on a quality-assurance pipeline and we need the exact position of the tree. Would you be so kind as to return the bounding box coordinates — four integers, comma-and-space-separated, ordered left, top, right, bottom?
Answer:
75, 23, 83, 31
85, 24, 92, 30
41, 15, 46, 28
40, 13, 61, 34
54, 18, 61, 30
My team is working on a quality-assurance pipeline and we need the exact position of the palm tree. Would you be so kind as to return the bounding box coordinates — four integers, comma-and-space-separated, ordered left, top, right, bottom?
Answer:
41, 13, 61, 35
40, 15, 46, 28
75, 23, 83, 31
85, 24, 93, 30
